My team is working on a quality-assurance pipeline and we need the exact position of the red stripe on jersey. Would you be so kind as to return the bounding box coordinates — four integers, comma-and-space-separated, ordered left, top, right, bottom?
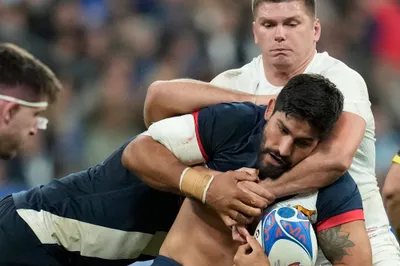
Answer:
316, 209, 364, 232
192, 111, 209, 161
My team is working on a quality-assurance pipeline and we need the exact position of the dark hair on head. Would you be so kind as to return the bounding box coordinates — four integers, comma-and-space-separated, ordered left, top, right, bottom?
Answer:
274, 73, 344, 140
252, 0, 316, 18
0, 43, 62, 103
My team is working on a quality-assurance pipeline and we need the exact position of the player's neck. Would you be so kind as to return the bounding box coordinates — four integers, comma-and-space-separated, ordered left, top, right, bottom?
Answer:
263, 49, 316, 87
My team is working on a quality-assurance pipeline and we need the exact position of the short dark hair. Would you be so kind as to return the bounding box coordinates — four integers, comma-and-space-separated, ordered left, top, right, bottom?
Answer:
252, 0, 316, 18
274, 74, 344, 140
0, 43, 62, 103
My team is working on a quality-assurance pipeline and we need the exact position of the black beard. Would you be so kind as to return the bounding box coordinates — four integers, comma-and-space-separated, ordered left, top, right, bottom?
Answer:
257, 126, 291, 180
258, 162, 288, 180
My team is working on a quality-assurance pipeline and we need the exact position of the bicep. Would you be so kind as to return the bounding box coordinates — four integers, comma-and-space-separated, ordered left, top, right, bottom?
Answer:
317, 220, 372, 266
322, 69, 369, 157
317, 112, 365, 166
329, 112, 366, 146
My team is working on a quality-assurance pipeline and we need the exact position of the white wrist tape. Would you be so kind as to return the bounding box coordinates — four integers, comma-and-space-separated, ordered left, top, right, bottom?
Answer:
179, 167, 191, 192
202, 175, 215, 204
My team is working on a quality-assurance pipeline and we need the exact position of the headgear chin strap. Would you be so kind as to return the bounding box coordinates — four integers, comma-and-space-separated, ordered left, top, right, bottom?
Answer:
0, 94, 49, 130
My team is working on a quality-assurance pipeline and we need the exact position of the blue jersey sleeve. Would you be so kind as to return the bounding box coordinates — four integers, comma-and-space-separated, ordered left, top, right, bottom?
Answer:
315, 172, 364, 232
194, 102, 266, 161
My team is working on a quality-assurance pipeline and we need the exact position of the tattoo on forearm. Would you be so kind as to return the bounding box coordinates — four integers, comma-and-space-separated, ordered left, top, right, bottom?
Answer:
317, 225, 355, 263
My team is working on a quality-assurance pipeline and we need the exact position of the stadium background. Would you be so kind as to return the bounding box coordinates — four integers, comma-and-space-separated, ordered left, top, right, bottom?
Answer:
0, 0, 399, 264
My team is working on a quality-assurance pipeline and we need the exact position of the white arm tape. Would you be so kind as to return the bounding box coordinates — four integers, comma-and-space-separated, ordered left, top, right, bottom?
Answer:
148, 114, 206, 165
179, 167, 190, 192
202, 175, 215, 204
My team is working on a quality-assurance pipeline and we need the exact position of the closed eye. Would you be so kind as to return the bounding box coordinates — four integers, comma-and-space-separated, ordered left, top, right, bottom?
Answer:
278, 124, 289, 135
263, 23, 274, 28
295, 140, 312, 148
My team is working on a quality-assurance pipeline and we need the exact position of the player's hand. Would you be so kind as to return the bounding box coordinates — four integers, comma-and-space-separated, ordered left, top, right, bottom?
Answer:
237, 180, 275, 210
206, 168, 274, 226
234, 236, 270, 266
231, 225, 251, 244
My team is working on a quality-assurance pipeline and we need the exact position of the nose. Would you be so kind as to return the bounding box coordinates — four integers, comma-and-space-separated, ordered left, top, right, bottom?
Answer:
274, 25, 286, 42
29, 127, 38, 136
30, 122, 38, 136
278, 137, 293, 157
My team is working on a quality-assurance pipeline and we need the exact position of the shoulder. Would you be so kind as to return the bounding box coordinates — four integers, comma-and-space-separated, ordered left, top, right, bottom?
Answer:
312, 52, 369, 100
198, 102, 266, 128
196, 102, 266, 157
210, 55, 262, 93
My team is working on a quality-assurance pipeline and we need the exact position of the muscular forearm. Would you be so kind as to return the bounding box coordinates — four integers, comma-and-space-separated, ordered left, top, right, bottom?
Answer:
122, 135, 220, 195
144, 79, 275, 127
122, 135, 187, 194
263, 152, 347, 198
144, 79, 255, 127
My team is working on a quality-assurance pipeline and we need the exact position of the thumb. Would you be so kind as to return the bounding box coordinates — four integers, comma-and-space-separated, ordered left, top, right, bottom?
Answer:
235, 172, 259, 182
237, 168, 259, 176
220, 214, 237, 227
237, 225, 251, 238
246, 236, 263, 252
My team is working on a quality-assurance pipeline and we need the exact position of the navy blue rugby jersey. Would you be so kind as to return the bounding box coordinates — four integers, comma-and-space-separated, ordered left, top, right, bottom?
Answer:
149, 102, 364, 232
11, 137, 181, 264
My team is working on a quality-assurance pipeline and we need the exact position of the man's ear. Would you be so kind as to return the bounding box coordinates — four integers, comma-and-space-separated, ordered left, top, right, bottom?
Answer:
0, 102, 20, 125
264, 99, 275, 120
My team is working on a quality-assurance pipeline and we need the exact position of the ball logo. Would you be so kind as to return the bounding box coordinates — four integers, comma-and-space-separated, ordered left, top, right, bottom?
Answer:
262, 207, 314, 259
255, 228, 260, 239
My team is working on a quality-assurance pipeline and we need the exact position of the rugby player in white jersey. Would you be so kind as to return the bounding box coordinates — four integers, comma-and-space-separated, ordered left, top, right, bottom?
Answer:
383, 149, 400, 238
140, 0, 400, 264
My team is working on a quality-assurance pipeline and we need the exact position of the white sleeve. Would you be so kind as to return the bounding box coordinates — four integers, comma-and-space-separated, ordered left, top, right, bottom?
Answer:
324, 67, 372, 122
147, 114, 206, 165
140, 131, 150, 136
210, 68, 243, 90
211, 68, 258, 94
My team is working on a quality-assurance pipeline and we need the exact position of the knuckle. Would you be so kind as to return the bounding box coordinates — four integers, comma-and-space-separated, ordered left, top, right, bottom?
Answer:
236, 182, 245, 190
242, 180, 252, 187
250, 198, 262, 208
235, 212, 244, 221
233, 190, 242, 199
258, 199, 268, 208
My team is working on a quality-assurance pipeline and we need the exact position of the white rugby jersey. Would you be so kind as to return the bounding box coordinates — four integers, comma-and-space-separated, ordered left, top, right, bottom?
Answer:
210, 51, 389, 230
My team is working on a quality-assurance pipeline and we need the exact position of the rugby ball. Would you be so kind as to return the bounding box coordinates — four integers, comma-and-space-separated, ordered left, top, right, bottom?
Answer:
254, 206, 318, 266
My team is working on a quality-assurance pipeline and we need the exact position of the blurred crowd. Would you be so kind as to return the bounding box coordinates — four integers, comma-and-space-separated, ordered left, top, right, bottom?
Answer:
0, 0, 399, 195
